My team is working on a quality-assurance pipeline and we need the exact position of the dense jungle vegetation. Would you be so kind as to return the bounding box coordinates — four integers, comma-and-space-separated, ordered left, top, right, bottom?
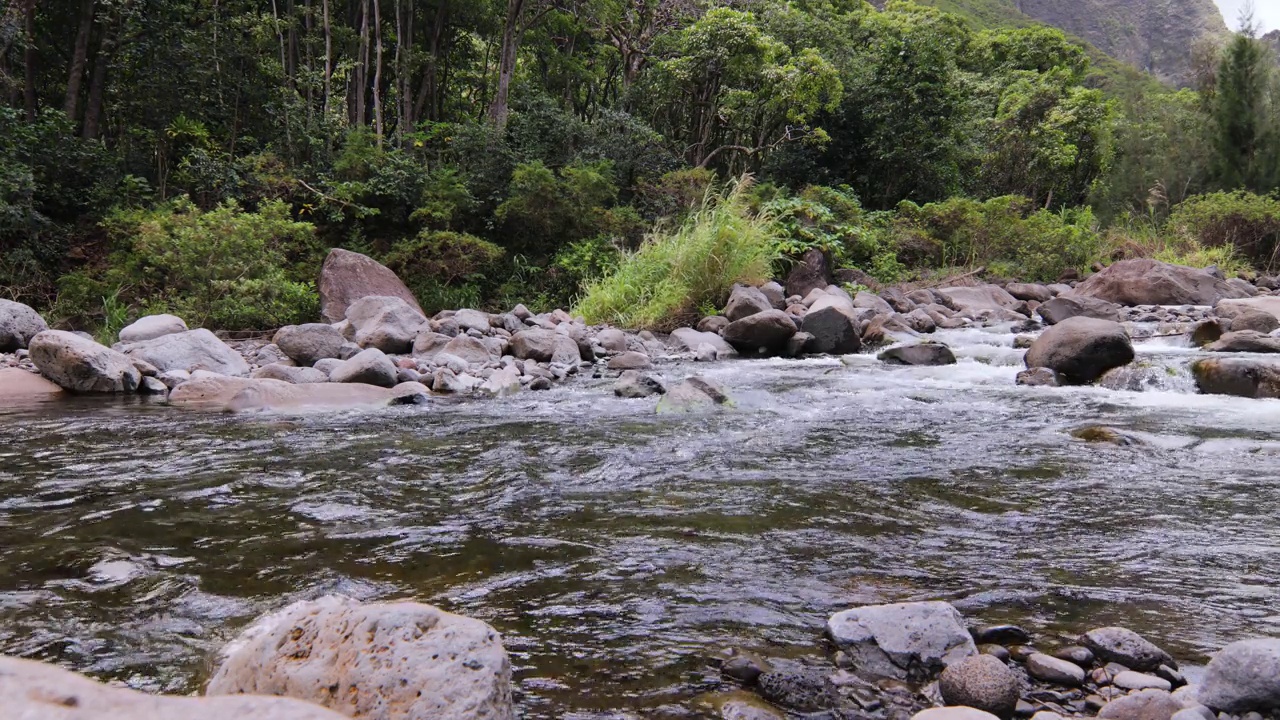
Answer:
1, 0, 1279, 332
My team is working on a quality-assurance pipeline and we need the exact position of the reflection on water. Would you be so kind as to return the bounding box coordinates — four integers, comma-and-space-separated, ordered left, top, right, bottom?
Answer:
2, 328, 1280, 715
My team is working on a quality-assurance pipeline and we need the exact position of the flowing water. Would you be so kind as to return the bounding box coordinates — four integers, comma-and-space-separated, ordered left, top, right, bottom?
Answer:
3, 326, 1280, 716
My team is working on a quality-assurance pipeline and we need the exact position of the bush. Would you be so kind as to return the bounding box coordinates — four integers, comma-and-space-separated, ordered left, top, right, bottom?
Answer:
575, 179, 779, 330
1168, 191, 1280, 271
381, 230, 505, 313
55, 198, 319, 333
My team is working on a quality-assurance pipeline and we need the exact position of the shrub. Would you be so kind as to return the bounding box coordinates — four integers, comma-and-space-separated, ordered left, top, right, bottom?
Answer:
575, 179, 779, 330
55, 198, 319, 333
381, 230, 505, 313
1167, 191, 1280, 271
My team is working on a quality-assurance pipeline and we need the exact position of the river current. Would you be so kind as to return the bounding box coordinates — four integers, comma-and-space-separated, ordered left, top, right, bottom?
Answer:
2, 325, 1279, 716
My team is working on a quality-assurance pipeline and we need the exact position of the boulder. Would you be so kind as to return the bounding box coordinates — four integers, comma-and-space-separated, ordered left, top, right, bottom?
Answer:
118, 329, 250, 377
912, 709, 1001, 720
319, 248, 424, 323
785, 248, 831, 299
1024, 317, 1134, 385
0, 299, 47, 351
1227, 277, 1259, 297
939, 654, 1022, 718
697, 316, 730, 334
1229, 308, 1280, 334
0, 367, 64, 402
1098, 690, 1181, 720
608, 351, 652, 370
879, 342, 957, 366
937, 286, 1021, 316
614, 370, 667, 398
1025, 653, 1085, 686
412, 331, 451, 359
117, 313, 187, 343
274, 324, 348, 366
29, 330, 141, 393
759, 281, 786, 309
1074, 259, 1250, 307
854, 291, 894, 315
826, 601, 977, 681
1207, 330, 1280, 353
510, 329, 558, 362
251, 364, 329, 384
656, 377, 732, 413
441, 335, 492, 365
346, 296, 427, 354
800, 299, 863, 355
169, 376, 427, 412
1191, 357, 1280, 398
1217, 296, 1280, 322
1037, 295, 1121, 325
670, 327, 737, 358
1016, 367, 1061, 387
0, 655, 345, 720
722, 310, 797, 355
1191, 320, 1225, 347
478, 365, 521, 398
432, 369, 481, 394
724, 285, 773, 322
206, 595, 513, 720
902, 308, 938, 333
1081, 627, 1174, 672
595, 328, 628, 352
453, 309, 492, 334
329, 348, 398, 387
1199, 639, 1280, 713
1006, 283, 1053, 303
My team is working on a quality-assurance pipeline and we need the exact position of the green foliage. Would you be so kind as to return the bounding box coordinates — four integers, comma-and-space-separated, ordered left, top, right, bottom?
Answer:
496, 160, 642, 256
1168, 191, 1280, 270
1209, 28, 1280, 193
576, 180, 779, 330
56, 199, 319, 332
381, 230, 505, 314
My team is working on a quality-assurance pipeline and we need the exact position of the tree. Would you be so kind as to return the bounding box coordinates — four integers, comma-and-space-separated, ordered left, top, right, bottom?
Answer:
1209, 19, 1279, 193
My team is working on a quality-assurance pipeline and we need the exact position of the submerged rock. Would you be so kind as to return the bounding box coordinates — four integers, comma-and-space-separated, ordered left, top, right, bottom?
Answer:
29, 330, 141, 393
1024, 317, 1133, 385
879, 342, 956, 366
1191, 357, 1280, 398
826, 601, 977, 681
755, 669, 842, 712
656, 377, 731, 413
1016, 367, 1061, 387
1198, 638, 1280, 713
206, 594, 514, 720
0, 299, 47, 352
614, 370, 666, 398
0, 655, 345, 720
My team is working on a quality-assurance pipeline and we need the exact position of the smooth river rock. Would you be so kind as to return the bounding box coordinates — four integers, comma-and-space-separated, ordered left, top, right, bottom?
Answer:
724, 285, 773, 322
1198, 638, 1280, 713
1073, 259, 1250, 306
1191, 357, 1280, 398
827, 601, 977, 681
117, 313, 188, 343
319, 248, 425, 323
1206, 330, 1280, 354
346, 296, 427, 354
939, 654, 1021, 718
1024, 317, 1134, 384
29, 330, 141, 393
117, 329, 250, 377
1098, 689, 1182, 720
1025, 653, 1086, 686
879, 342, 956, 366
0, 299, 47, 351
274, 324, 349, 366
1115, 671, 1173, 691
656, 376, 732, 413
1081, 627, 1174, 672
206, 595, 514, 720
0, 655, 345, 720
0, 367, 65, 402
168, 375, 427, 412
722, 310, 797, 355
912, 707, 1002, 720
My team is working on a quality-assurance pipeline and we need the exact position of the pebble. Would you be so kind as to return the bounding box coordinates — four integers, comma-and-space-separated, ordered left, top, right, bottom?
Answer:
1114, 671, 1173, 692
1025, 653, 1086, 686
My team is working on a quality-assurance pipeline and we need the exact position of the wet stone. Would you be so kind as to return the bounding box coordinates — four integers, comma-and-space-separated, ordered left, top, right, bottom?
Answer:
1115, 671, 1173, 692
755, 669, 842, 712
1010, 646, 1038, 663
1053, 646, 1095, 668
981, 645, 1012, 662
973, 626, 1032, 646
1025, 654, 1086, 687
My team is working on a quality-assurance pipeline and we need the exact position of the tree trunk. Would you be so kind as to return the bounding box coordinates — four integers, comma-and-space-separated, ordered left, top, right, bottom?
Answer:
355, 0, 370, 126
414, 1, 447, 123
23, 4, 37, 122
82, 10, 119, 139
372, 0, 383, 145
322, 0, 332, 115
64, 0, 96, 121
488, 0, 524, 130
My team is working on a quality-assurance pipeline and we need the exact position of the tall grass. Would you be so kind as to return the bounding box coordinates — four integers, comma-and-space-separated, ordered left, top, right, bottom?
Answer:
575, 178, 779, 330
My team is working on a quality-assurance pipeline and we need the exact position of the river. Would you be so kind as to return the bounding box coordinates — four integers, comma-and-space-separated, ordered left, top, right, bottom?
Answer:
2, 325, 1279, 717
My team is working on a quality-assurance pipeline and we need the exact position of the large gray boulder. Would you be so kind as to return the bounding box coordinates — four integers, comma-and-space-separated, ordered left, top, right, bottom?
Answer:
1198, 639, 1280, 713
169, 376, 427, 412
937, 286, 1021, 316
1006, 283, 1053, 303
1081, 627, 1174, 672
346, 296, 427, 354
1192, 358, 1280, 398
117, 314, 187, 343
1229, 308, 1280, 334
854, 291, 894, 315
1037, 295, 1120, 325
826, 601, 977, 681
0, 299, 47, 352
441, 335, 492, 365
0, 655, 345, 720
328, 348, 398, 387
724, 285, 773, 322
274, 324, 348, 366
1206, 331, 1280, 353
207, 595, 513, 720
879, 342, 957, 366
118, 329, 250, 377
29, 330, 141, 393
722, 310, 797, 355
319, 248, 425, 323
1024, 317, 1134, 385
800, 296, 863, 355
509, 329, 578, 365
1074, 259, 1250, 307
1217, 296, 1280, 322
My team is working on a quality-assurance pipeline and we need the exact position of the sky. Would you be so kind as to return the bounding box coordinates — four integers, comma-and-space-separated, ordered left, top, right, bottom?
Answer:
1214, 0, 1280, 32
